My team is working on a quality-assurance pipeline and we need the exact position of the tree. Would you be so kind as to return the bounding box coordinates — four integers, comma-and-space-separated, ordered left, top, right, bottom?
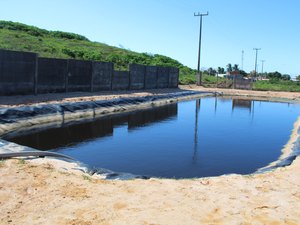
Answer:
296, 75, 300, 81
282, 74, 291, 80
239, 70, 248, 77
226, 63, 232, 72
267, 71, 282, 79
233, 64, 239, 71
217, 67, 225, 74
207, 67, 217, 76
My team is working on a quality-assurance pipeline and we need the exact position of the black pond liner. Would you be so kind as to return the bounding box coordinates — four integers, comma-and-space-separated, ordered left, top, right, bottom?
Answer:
0, 91, 207, 123
0, 90, 213, 180
1, 90, 299, 179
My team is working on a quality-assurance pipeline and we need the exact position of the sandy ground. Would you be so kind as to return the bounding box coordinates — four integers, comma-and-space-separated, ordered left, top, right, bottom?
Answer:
1, 85, 300, 108
1, 86, 300, 224
184, 85, 300, 101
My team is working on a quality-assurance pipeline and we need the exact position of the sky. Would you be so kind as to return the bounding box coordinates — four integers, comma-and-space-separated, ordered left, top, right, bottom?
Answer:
1, 0, 299, 76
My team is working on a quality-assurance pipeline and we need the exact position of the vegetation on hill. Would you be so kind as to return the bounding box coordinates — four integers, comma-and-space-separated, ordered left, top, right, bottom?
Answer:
0, 20, 194, 80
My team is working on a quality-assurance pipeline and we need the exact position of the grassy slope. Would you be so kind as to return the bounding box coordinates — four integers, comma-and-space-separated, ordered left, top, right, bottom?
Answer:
0, 26, 148, 68
0, 20, 195, 79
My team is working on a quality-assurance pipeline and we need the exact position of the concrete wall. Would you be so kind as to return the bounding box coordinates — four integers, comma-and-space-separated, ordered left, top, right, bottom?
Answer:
112, 71, 129, 91
0, 49, 179, 96
0, 49, 37, 95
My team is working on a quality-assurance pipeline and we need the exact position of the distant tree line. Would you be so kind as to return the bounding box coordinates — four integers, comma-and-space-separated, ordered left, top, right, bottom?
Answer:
265, 71, 291, 80
203, 63, 247, 76
202, 62, 293, 81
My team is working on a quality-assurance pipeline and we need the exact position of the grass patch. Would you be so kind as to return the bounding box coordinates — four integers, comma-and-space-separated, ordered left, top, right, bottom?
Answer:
82, 174, 92, 181
253, 80, 300, 92
18, 159, 26, 165
179, 72, 228, 87
179, 74, 196, 85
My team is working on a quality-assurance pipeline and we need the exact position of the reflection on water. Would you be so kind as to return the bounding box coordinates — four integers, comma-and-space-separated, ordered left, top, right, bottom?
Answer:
193, 99, 200, 162
6, 97, 300, 178
232, 99, 252, 112
8, 104, 178, 150
128, 105, 177, 130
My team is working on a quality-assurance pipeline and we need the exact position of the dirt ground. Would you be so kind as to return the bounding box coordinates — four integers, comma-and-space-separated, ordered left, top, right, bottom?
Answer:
1, 85, 300, 108
0, 86, 300, 225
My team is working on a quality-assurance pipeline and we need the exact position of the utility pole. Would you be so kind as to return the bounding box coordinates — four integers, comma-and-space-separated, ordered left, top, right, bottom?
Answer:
253, 48, 261, 80
194, 11, 209, 86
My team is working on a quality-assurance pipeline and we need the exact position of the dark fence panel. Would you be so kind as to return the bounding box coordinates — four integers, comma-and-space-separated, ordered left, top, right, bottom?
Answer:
169, 67, 179, 88
129, 64, 145, 90
145, 66, 157, 89
37, 57, 68, 93
112, 71, 129, 90
0, 49, 180, 95
0, 49, 36, 95
67, 59, 92, 92
157, 66, 169, 88
92, 61, 113, 91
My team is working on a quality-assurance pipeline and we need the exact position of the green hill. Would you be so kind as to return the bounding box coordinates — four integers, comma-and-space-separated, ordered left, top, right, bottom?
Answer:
0, 20, 195, 81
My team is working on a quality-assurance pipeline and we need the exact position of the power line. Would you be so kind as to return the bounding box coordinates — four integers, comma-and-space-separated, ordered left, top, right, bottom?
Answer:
194, 11, 209, 86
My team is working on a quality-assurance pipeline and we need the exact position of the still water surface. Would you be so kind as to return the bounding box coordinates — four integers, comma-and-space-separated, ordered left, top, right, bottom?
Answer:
8, 97, 300, 178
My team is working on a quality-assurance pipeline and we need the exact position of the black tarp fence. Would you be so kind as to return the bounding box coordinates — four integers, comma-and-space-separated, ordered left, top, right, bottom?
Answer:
0, 49, 179, 96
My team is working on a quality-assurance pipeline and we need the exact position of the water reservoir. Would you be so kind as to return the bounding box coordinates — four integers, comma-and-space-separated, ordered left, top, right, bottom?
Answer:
6, 97, 300, 178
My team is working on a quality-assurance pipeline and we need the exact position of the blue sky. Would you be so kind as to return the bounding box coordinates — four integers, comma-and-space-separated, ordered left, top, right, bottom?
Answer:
1, 0, 299, 76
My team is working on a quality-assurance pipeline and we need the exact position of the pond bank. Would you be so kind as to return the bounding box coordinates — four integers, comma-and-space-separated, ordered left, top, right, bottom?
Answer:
0, 86, 300, 224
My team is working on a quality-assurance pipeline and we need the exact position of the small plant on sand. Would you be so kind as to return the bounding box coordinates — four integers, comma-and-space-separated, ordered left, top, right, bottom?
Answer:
18, 159, 26, 164
82, 174, 92, 181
